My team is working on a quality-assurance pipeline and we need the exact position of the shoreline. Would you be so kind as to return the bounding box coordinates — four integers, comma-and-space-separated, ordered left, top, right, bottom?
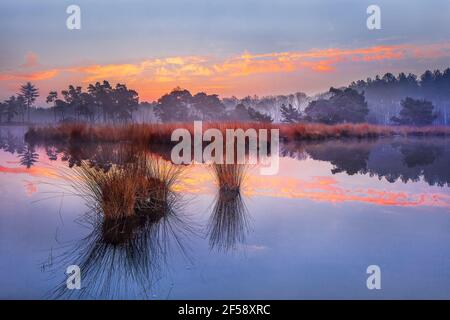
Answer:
22, 122, 450, 145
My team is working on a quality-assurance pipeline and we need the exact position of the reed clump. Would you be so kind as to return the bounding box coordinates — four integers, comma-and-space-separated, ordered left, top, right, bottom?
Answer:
211, 163, 247, 192
68, 151, 182, 220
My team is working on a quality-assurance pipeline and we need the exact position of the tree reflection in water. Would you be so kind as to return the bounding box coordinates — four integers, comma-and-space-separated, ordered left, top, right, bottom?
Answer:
2, 126, 449, 188
281, 138, 450, 187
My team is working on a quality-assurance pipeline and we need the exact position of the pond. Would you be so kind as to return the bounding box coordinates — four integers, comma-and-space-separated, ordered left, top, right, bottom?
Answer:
1, 125, 450, 299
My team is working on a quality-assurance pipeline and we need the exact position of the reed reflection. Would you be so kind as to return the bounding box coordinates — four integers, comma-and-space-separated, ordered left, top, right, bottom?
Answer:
207, 163, 250, 252
3, 125, 450, 188
47, 147, 194, 299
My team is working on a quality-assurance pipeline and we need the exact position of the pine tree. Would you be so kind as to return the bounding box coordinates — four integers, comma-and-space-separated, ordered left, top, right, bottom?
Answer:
20, 82, 39, 123
391, 97, 437, 126
247, 106, 273, 123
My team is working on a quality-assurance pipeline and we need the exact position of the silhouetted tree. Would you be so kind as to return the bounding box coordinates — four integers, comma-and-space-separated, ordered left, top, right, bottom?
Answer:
46, 91, 58, 122
78, 92, 95, 122
112, 83, 139, 123
54, 99, 69, 122
2, 95, 25, 123
280, 104, 303, 123
154, 87, 225, 122
226, 103, 250, 121
304, 100, 331, 123
391, 97, 437, 126
20, 82, 39, 123
61, 85, 83, 121
247, 106, 273, 123
225, 103, 272, 122
87, 81, 113, 123
350, 68, 450, 125
0, 102, 5, 123
5, 97, 19, 123
305, 87, 369, 124
190, 92, 225, 120
43, 81, 142, 123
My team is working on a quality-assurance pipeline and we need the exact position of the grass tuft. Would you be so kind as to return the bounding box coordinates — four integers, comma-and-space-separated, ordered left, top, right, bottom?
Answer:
64, 150, 182, 220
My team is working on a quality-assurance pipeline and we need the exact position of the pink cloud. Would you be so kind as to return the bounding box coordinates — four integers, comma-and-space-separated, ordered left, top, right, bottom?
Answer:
21, 52, 39, 68
2, 41, 450, 101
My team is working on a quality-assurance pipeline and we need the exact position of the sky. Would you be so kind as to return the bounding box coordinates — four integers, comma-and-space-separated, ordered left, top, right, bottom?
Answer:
1, 0, 450, 104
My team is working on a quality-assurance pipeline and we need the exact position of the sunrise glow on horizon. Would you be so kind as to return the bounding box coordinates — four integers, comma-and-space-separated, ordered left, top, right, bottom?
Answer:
2, 42, 450, 103
2, 0, 450, 103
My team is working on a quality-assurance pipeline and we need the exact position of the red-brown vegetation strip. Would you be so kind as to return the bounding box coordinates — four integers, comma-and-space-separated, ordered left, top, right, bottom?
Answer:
25, 122, 450, 145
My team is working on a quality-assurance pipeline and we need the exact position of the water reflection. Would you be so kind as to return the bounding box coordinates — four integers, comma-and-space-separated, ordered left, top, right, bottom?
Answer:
48, 206, 193, 299
18, 144, 39, 168
0, 127, 26, 154
282, 138, 450, 187
0, 127, 41, 169
208, 164, 250, 252
46, 148, 195, 299
3, 127, 450, 188
1, 126, 450, 299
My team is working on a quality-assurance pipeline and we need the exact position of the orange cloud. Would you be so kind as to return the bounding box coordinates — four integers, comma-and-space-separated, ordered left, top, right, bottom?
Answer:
73, 63, 148, 82
2, 42, 450, 101
213, 44, 412, 76
0, 69, 59, 81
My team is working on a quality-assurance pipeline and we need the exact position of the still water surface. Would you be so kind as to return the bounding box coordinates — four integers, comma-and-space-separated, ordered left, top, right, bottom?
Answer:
1, 126, 450, 299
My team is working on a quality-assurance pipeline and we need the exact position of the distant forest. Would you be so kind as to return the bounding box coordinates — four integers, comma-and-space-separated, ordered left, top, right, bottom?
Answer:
1, 68, 450, 126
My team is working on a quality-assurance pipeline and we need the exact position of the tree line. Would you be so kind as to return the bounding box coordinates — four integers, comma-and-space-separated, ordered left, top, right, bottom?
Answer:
0, 68, 448, 126
0, 81, 139, 124
279, 87, 438, 126
0, 82, 38, 123
349, 68, 450, 125
0, 84, 271, 124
